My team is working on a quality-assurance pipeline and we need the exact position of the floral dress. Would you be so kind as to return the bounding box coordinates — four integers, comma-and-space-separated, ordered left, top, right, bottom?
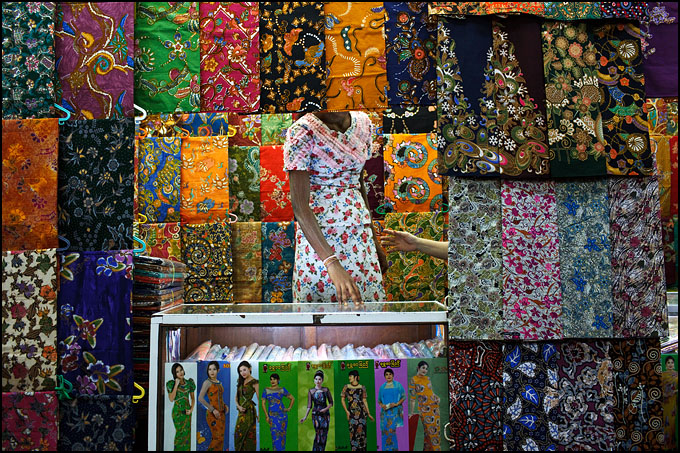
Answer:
235, 378, 258, 451
283, 112, 385, 303
166, 378, 196, 451
205, 380, 227, 451
409, 375, 441, 451
308, 387, 333, 451
263, 387, 291, 451
342, 384, 369, 451
378, 381, 405, 451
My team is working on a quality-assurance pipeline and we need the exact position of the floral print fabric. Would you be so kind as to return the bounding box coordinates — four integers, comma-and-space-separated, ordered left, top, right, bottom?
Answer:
448, 178, 502, 340
229, 145, 260, 222
55, 3, 135, 119
180, 136, 230, 224
58, 119, 135, 251
1, 391, 58, 451
448, 341, 503, 451
384, 133, 442, 213
384, 212, 447, 302
542, 2, 602, 20
200, 2, 259, 112
262, 221, 295, 304
59, 395, 135, 451
609, 177, 668, 338
182, 223, 233, 302
137, 222, 183, 262
542, 21, 608, 177
2, 250, 58, 392
2, 119, 59, 251
601, 2, 649, 20
135, 2, 200, 113
503, 342, 559, 451
262, 113, 292, 145
502, 181, 562, 340
555, 180, 613, 338
260, 2, 326, 112
384, 2, 437, 105
58, 251, 134, 395
260, 145, 293, 222
140, 112, 230, 137
325, 2, 388, 110
229, 113, 262, 146
232, 222, 262, 302
138, 137, 182, 223
2, 2, 56, 119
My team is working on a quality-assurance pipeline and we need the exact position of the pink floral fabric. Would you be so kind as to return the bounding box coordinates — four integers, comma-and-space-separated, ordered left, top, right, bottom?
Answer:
2, 391, 58, 451
502, 180, 562, 340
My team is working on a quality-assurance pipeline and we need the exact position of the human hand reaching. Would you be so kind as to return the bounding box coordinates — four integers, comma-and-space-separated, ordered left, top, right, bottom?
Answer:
327, 261, 362, 305
381, 229, 419, 253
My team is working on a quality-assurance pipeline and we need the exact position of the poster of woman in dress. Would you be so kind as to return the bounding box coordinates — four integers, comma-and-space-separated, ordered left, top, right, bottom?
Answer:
197, 361, 230, 451
374, 359, 408, 451
407, 358, 449, 451
230, 360, 260, 451
335, 360, 377, 451
298, 361, 335, 451
164, 362, 197, 451
260, 361, 298, 451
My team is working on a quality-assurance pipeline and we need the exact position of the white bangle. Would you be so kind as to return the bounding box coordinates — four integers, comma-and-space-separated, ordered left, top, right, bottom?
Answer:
322, 254, 338, 267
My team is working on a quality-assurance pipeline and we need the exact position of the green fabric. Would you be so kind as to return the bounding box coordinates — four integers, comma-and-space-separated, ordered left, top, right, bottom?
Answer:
261, 113, 293, 145
135, 2, 200, 113
228, 145, 260, 221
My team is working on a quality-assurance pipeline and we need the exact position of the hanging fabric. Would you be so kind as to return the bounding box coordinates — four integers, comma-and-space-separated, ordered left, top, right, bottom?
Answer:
641, 3, 678, 98
383, 106, 437, 134
261, 221, 295, 304
182, 223, 233, 302
261, 113, 293, 145
1, 391, 58, 451
232, 222, 262, 302
137, 137, 182, 223
59, 395, 135, 450
260, 145, 293, 222
136, 223, 183, 262
542, 2, 602, 20
228, 113, 262, 146
229, 145, 261, 222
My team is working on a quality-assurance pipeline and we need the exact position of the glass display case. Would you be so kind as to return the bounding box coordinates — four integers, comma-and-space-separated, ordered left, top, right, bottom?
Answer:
148, 301, 448, 450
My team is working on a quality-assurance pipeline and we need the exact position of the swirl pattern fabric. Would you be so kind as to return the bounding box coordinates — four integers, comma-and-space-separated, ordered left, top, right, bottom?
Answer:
137, 137, 182, 223
182, 223, 233, 303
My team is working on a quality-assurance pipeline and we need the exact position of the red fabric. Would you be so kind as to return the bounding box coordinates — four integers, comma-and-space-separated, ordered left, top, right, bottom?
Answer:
260, 145, 293, 221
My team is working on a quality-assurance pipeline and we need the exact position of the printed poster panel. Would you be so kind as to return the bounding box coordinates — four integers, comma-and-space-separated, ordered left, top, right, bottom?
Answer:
374, 359, 410, 451
230, 360, 260, 451
196, 361, 231, 451
407, 358, 450, 451
259, 361, 299, 451
164, 361, 198, 451
334, 359, 378, 451
298, 361, 336, 451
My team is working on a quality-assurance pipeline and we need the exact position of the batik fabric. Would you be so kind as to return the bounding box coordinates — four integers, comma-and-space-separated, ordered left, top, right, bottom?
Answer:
232, 222, 262, 302
260, 145, 293, 222
58, 119, 135, 251
383, 106, 437, 134
55, 3, 135, 119
260, 2, 325, 112
200, 2, 259, 112
543, 21, 608, 177
385, 2, 437, 105
2, 2, 56, 119
140, 112, 230, 137
641, 3, 678, 97
182, 223, 233, 302
555, 180, 613, 338
502, 181, 562, 340
261, 113, 293, 145
542, 2, 602, 20
138, 137, 182, 223
229, 113, 262, 146
135, 2, 200, 113
2, 250, 58, 392
137, 222, 183, 262
384, 212, 447, 303
448, 179, 502, 340
180, 135, 230, 224
325, 3, 388, 110
609, 177, 668, 338
503, 343, 560, 451
448, 341, 503, 450
601, 2, 649, 19
58, 251, 134, 395
384, 133, 443, 212
59, 395, 135, 451
1, 391, 58, 451
262, 222, 295, 304
2, 119, 59, 251
229, 145, 261, 222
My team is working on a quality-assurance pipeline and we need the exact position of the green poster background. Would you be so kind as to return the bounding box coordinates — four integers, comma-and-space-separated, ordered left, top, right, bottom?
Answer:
259, 362, 299, 451
407, 358, 450, 451
297, 361, 335, 451
333, 360, 377, 451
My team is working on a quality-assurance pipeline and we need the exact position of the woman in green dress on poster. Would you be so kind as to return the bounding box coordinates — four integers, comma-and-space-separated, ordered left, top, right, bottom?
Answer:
234, 360, 259, 451
167, 363, 196, 451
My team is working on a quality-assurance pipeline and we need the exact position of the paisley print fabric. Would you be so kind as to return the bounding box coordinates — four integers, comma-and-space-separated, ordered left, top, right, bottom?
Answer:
262, 221, 295, 304
2, 250, 58, 392
2, 2, 56, 119
383, 105, 437, 134
594, 23, 653, 175
58, 119, 135, 251
135, 2, 200, 113
448, 341, 503, 451
260, 145, 293, 222
58, 251, 134, 396
137, 222, 183, 262
609, 177, 668, 338
59, 395, 135, 451
436, 16, 497, 177
138, 137, 182, 223
543, 21, 608, 177
556, 341, 615, 451
261, 113, 292, 145
229, 145, 261, 222
601, 1, 649, 20
55, 3, 135, 119
610, 338, 664, 451
180, 136, 230, 224
555, 180, 613, 338
232, 222, 262, 303
1, 391, 58, 451
260, 2, 326, 112
182, 223, 233, 303
448, 178, 503, 340
384, 2, 437, 105
384, 133, 442, 213
384, 212, 447, 303
542, 2, 602, 20
503, 342, 560, 452
325, 2, 388, 110
501, 181, 562, 340
200, 2, 259, 112
228, 113, 262, 146
139, 112, 230, 137
2, 119, 59, 251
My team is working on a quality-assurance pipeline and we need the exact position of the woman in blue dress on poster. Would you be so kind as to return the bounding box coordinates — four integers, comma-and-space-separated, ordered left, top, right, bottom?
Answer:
262, 373, 295, 451
378, 368, 406, 451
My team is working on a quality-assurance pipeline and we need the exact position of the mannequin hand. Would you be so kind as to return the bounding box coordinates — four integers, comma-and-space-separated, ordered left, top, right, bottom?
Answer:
327, 261, 362, 304
381, 229, 419, 253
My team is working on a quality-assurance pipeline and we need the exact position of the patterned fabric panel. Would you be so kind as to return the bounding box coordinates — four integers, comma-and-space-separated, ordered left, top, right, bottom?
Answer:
229, 145, 261, 222
137, 222, 183, 263
59, 395, 135, 451
232, 222, 262, 302
138, 137, 182, 223
1, 391, 58, 451
182, 223, 233, 303
261, 221, 295, 304
260, 145, 293, 222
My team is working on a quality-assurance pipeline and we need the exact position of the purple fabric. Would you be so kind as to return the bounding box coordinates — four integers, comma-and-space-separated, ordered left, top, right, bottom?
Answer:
55, 3, 135, 118
644, 3, 679, 97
